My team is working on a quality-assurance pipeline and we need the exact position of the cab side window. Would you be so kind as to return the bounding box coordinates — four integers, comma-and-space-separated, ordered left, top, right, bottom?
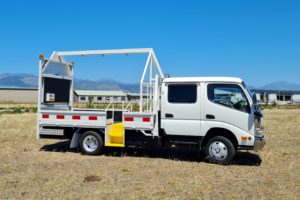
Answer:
168, 84, 197, 103
207, 84, 250, 113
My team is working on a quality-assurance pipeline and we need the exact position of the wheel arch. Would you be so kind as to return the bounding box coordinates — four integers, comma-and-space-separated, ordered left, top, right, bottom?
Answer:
201, 128, 238, 150
80, 128, 105, 137
70, 128, 105, 149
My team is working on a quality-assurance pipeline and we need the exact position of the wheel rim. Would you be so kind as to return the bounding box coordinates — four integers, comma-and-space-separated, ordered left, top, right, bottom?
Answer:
83, 135, 98, 152
209, 141, 228, 161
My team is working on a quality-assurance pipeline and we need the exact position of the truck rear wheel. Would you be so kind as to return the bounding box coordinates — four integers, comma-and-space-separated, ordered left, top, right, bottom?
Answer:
205, 136, 235, 165
80, 131, 103, 155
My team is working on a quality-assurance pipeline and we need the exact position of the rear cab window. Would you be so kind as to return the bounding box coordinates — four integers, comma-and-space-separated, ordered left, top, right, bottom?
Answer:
168, 84, 197, 103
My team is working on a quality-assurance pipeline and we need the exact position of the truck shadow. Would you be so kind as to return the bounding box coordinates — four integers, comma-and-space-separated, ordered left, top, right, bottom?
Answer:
40, 141, 262, 166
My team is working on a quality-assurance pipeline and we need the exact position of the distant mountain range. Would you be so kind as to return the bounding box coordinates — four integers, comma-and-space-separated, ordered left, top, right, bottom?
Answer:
0, 73, 300, 92
260, 81, 300, 91
0, 73, 38, 88
0, 73, 139, 92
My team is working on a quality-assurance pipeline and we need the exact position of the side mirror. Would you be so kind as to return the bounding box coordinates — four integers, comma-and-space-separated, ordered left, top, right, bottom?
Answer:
252, 93, 257, 105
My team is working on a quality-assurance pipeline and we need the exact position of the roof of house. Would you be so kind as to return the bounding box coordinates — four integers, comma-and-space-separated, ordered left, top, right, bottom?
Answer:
163, 77, 243, 83
74, 90, 126, 96
126, 92, 147, 97
0, 87, 38, 90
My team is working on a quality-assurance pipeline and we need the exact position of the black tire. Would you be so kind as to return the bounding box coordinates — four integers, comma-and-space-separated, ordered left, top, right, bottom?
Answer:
205, 136, 236, 165
80, 131, 103, 155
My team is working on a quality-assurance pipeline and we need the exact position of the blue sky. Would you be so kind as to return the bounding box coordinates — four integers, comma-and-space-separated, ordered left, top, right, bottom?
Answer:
0, 0, 299, 86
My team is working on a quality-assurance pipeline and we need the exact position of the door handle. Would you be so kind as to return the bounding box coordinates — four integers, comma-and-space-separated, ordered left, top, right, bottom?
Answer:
165, 113, 174, 118
206, 114, 215, 119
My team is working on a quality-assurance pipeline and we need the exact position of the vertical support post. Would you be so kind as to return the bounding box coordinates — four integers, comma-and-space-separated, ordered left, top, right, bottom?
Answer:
36, 55, 43, 139
153, 74, 159, 113
149, 56, 153, 112
139, 84, 143, 112
146, 84, 149, 112
69, 61, 74, 111
140, 51, 152, 112
152, 74, 159, 136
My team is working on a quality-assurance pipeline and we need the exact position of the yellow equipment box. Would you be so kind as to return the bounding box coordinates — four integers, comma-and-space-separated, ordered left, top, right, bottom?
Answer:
105, 122, 125, 147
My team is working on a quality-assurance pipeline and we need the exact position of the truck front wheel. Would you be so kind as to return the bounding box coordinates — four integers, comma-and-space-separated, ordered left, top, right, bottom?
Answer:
80, 131, 103, 155
205, 136, 236, 165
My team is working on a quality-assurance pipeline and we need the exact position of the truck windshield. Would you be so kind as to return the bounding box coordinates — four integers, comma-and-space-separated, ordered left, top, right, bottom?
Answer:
242, 81, 253, 101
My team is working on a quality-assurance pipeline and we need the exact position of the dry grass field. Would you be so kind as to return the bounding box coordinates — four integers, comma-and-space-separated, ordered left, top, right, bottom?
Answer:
0, 109, 299, 199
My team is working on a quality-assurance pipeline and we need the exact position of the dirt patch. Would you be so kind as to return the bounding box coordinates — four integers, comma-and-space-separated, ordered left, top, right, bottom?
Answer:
84, 175, 101, 183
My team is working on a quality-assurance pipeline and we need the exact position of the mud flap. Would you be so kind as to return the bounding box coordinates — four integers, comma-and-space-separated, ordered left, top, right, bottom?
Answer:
70, 129, 81, 148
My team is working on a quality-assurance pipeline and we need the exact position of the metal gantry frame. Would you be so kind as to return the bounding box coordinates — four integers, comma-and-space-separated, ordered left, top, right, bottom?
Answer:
38, 48, 165, 114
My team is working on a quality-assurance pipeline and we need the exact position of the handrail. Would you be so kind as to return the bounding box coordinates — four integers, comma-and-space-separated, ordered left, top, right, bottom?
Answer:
124, 102, 132, 112
105, 102, 113, 111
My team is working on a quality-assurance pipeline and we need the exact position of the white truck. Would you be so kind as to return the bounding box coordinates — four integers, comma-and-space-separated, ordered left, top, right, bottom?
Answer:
37, 48, 265, 164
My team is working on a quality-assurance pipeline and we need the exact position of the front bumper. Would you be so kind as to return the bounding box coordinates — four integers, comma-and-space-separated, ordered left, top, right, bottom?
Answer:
254, 134, 266, 151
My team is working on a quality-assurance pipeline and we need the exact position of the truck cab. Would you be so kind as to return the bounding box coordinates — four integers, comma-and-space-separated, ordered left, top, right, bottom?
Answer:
161, 77, 265, 164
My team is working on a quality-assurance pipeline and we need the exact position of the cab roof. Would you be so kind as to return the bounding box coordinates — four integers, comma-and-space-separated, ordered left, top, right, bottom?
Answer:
163, 77, 243, 84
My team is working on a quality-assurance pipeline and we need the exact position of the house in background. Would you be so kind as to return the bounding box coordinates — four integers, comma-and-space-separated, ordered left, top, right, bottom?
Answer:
126, 93, 147, 102
255, 92, 263, 103
0, 87, 148, 104
73, 90, 148, 103
268, 93, 278, 104
291, 95, 300, 104
0, 87, 38, 103
252, 89, 300, 105
74, 90, 127, 103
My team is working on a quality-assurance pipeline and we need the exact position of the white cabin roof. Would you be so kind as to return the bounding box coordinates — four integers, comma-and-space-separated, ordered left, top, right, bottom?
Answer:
163, 77, 243, 84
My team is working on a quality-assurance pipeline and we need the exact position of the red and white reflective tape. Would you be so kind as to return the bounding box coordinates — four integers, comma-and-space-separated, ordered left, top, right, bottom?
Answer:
124, 117, 134, 122
42, 114, 100, 121
124, 117, 151, 123
89, 116, 97, 120
143, 117, 150, 122
42, 114, 49, 119
72, 115, 81, 120
41, 114, 151, 123
56, 115, 64, 119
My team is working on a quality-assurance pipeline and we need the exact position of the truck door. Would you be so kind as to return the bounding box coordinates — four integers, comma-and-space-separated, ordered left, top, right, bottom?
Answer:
161, 83, 201, 136
204, 83, 254, 133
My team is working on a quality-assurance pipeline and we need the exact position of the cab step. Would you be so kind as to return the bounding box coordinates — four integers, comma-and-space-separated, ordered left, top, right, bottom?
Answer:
171, 141, 199, 145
